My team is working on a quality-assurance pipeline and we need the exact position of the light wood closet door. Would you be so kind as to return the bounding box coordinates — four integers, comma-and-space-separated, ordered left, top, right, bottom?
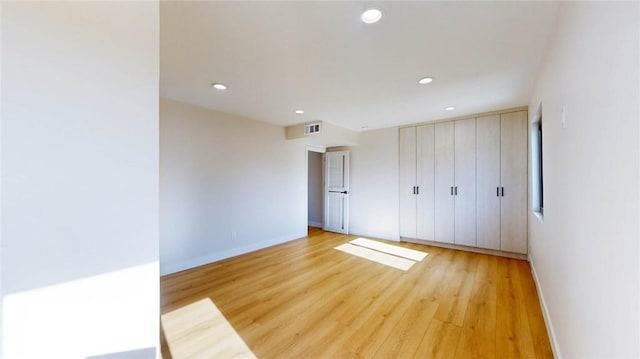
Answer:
500, 111, 528, 253
476, 115, 501, 250
416, 124, 435, 241
434, 121, 455, 243
453, 118, 476, 247
399, 127, 417, 238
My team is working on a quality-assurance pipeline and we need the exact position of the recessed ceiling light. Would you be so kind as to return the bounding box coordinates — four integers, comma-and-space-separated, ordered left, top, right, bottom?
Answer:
212, 83, 227, 90
445, 106, 456, 111
418, 77, 433, 84
295, 110, 305, 114
361, 9, 382, 24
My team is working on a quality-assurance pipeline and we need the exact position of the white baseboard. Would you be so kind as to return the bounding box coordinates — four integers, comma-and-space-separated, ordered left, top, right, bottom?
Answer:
528, 253, 561, 358
349, 228, 400, 242
308, 221, 322, 228
160, 231, 307, 276
402, 237, 527, 260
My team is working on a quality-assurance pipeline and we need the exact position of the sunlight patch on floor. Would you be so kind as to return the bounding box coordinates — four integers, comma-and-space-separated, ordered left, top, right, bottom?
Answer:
334, 238, 428, 271
161, 298, 256, 359
335, 243, 415, 271
350, 237, 428, 261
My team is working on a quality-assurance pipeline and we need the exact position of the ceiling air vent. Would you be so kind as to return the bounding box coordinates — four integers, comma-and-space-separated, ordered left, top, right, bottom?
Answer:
304, 123, 321, 135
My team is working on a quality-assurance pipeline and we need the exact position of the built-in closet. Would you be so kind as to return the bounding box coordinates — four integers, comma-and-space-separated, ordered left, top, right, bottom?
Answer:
399, 110, 527, 254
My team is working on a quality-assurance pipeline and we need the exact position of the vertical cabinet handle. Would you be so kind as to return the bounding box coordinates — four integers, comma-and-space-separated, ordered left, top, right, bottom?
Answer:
450, 186, 453, 195
412, 186, 416, 195
416, 186, 419, 195
454, 186, 458, 196
496, 187, 500, 197
501, 187, 505, 197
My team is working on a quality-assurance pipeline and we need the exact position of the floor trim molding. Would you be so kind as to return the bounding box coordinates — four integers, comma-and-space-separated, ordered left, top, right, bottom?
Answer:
349, 228, 400, 242
528, 253, 561, 358
161, 231, 307, 275
401, 237, 527, 260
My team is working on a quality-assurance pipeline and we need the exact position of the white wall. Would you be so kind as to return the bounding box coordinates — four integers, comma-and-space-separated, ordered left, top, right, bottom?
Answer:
0, 2, 4, 352
528, 2, 639, 357
1, 2, 159, 358
160, 98, 307, 275
307, 151, 323, 227
349, 127, 400, 241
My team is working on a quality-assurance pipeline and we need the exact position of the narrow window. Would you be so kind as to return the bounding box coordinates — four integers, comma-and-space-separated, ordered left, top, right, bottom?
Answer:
532, 105, 544, 219
537, 121, 543, 211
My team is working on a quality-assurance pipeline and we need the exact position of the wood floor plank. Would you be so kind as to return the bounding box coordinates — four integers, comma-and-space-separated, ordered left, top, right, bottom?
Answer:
344, 273, 423, 357
455, 254, 498, 358
434, 250, 478, 326
373, 298, 439, 359
250, 258, 380, 357
413, 318, 463, 359
160, 229, 552, 358
289, 263, 401, 358
496, 257, 538, 359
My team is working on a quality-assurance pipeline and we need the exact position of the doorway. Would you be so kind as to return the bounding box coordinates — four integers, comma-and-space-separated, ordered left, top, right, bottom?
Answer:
307, 150, 324, 230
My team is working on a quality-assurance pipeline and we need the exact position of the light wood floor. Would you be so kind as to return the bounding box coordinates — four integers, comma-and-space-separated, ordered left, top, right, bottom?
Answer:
160, 228, 553, 358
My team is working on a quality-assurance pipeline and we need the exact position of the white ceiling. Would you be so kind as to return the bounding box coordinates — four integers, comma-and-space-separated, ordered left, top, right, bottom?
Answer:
160, 1, 558, 131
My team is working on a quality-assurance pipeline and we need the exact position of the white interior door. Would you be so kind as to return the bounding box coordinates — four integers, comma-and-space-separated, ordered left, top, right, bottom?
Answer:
324, 151, 350, 234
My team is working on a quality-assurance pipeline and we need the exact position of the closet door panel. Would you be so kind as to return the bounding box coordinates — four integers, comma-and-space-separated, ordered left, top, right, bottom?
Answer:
476, 115, 501, 250
434, 121, 455, 243
454, 118, 477, 247
500, 111, 528, 253
399, 127, 417, 238
416, 124, 435, 240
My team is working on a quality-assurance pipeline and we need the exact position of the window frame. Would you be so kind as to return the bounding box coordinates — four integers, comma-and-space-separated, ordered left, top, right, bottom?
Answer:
531, 104, 544, 221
